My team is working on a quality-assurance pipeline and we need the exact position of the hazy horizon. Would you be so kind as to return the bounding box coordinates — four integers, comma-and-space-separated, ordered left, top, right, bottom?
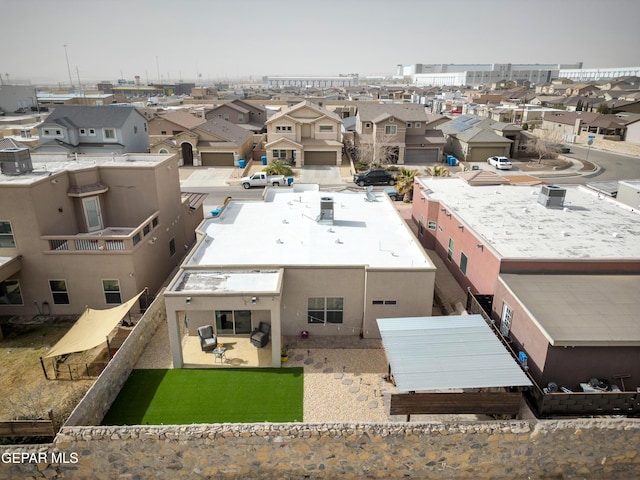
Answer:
2, 0, 640, 85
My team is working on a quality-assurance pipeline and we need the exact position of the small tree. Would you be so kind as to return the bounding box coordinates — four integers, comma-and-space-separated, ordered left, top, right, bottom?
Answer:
526, 129, 563, 163
597, 102, 612, 114
395, 168, 418, 203
263, 159, 293, 177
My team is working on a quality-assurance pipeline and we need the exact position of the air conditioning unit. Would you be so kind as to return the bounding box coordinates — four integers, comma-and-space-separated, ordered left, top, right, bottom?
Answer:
537, 185, 566, 208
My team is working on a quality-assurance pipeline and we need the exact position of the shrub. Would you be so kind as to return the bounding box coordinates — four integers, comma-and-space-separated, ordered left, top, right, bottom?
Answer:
263, 160, 292, 177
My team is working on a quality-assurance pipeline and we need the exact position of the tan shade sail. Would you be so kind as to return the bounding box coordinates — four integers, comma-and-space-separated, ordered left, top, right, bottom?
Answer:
45, 291, 144, 358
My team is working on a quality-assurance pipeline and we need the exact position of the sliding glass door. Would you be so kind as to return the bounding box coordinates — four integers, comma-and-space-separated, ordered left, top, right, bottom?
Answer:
215, 310, 252, 335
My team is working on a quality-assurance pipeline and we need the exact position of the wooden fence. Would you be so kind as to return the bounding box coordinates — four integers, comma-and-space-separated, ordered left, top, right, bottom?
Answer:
390, 392, 522, 420
0, 410, 55, 438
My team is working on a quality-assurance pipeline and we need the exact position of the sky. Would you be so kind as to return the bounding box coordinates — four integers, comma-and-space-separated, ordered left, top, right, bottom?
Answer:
2, 0, 640, 85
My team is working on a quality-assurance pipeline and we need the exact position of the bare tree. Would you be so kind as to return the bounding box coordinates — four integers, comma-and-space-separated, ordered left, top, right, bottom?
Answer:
354, 133, 399, 167
527, 129, 563, 164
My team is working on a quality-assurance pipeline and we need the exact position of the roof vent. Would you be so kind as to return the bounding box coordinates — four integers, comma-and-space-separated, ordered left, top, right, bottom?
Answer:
0, 147, 33, 175
318, 196, 334, 225
537, 185, 566, 208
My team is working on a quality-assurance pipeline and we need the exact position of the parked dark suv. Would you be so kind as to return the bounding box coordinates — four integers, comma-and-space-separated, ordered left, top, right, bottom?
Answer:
353, 169, 396, 187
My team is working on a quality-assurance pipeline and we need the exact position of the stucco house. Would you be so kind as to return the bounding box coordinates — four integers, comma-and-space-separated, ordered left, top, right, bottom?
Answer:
151, 118, 254, 167
148, 111, 206, 136
410, 177, 640, 392
439, 116, 517, 161
264, 101, 343, 166
0, 148, 203, 316
354, 104, 445, 164
164, 186, 436, 368
35, 105, 149, 154
204, 99, 267, 133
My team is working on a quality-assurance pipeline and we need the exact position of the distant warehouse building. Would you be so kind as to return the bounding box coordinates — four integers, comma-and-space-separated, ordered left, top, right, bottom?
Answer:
262, 75, 359, 88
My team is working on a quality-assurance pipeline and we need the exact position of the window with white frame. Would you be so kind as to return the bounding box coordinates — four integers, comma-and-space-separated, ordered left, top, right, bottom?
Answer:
88, 128, 96, 136
365, 122, 371, 128
319, 125, 333, 132
169, 237, 176, 257
0, 280, 23, 305
276, 125, 293, 132
385, 125, 397, 135
223, 114, 229, 121
238, 114, 244, 122
447, 237, 454, 261
273, 149, 287, 159
102, 279, 122, 304
308, 297, 343, 324
104, 128, 116, 140
500, 303, 513, 337
415, 122, 421, 128
406, 123, 412, 128
49, 279, 70, 305
0, 221, 16, 248
80, 128, 87, 136
428, 221, 437, 230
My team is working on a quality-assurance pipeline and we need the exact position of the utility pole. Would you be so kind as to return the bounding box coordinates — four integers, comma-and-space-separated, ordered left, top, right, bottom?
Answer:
64, 45, 74, 90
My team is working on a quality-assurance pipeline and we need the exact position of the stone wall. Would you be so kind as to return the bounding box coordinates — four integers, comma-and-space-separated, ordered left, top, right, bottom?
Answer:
1, 419, 639, 479
63, 291, 167, 427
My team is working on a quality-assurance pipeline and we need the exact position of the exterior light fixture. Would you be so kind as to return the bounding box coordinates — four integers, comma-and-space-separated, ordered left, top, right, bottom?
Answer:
185, 297, 191, 304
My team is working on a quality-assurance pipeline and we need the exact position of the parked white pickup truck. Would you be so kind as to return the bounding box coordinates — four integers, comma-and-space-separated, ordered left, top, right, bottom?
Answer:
240, 172, 286, 189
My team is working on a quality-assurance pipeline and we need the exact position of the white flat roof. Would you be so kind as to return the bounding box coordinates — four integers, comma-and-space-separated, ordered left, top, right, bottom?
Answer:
377, 315, 532, 392
417, 177, 640, 259
187, 189, 434, 269
171, 270, 282, 294
0, 153, 173, 185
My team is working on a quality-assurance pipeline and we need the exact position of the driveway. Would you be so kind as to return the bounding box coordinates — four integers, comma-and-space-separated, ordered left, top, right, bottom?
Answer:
294, 166, 344, 185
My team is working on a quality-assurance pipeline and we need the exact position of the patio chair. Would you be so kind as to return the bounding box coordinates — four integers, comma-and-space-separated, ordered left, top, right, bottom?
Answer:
250, 322, 271, 348
198, 325, 218, 352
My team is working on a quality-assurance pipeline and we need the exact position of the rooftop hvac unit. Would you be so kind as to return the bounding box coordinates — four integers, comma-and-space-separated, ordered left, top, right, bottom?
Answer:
537, 185, 566, 208
318, 196, 334, 225
0, 147, 33, 176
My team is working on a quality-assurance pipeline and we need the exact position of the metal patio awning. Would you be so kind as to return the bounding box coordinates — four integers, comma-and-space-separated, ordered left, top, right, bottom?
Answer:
377, 315, 532, 392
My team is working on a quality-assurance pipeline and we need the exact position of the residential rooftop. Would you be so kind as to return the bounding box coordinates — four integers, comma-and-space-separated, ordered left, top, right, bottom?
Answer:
171, 270, 282, 294
0, 152, 174, 185
186, 187, 434, 270
417, 177, 640, 259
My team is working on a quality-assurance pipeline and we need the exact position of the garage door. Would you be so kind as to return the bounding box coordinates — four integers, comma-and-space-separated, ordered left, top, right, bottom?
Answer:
405, 149, 439, 163
469, 147, 501, 163
201, 152, 234, 166
305, 151, 337, 165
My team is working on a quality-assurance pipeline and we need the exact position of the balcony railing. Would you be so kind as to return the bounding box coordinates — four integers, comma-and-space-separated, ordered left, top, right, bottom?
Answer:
42, 211, 159, 254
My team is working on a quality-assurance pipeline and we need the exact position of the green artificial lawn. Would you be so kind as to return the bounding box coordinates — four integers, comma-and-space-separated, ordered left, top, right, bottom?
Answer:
101, 368, 303, 425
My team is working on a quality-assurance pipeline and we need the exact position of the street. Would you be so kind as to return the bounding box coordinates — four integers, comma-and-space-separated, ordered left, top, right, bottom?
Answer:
559, 145, 640, 184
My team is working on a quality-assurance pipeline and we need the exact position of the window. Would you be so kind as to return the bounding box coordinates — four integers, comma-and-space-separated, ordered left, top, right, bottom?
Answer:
104, 128, 116, 140
55, 130, 61, 135
365, 122, 371, 128
143, 123, 147, 132
428, 221, 437, 230
80, 128, 87, 136
372, 300, 397, 305
406, 123, 412, 128
169, 237, 176, 257
385, 125, 397, 135
276, 125, 292, 132
238, 114, 244, 122
43, 129, 50, 135
500, 303, 513, 337
308, 297, 343, 324
88, 128, 96, 136
133, 125, 138, 134
133, 232, 141, 246
159, 148, 168, 154
273, 149, 287, 159
102, 279, 121, 304
447, 238, 454, 261
414, 122, 421, 128
143, 224, 150, 236
223, 114, 229, 121
49, 280, 70, 305
0, 221, 16, 248
460, 252, 468, 276
152, 217, 159, 228
0, 280, 23, 305
319, 125, 333, 132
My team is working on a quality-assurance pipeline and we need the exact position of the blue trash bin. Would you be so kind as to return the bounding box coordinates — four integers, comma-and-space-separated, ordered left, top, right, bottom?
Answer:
261, 155, 267, 166
238, 159, 246, 168
287, 176, 294, 186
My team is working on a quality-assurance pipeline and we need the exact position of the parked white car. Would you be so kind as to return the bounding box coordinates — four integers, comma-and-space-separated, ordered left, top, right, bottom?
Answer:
487, 156, 512, 170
